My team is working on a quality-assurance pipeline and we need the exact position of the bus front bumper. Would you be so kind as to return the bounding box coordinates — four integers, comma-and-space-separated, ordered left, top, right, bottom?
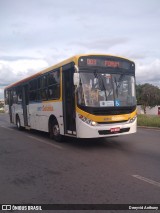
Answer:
76, 117, 137, 138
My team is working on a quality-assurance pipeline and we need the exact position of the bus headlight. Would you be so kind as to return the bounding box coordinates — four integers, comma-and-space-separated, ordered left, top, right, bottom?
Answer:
78, 114, 97, 126
128, 115, 137, 123
91, 121, 97, 126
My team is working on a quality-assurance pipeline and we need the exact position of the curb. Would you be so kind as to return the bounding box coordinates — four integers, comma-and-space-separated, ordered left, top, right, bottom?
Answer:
138, 126, 160, 131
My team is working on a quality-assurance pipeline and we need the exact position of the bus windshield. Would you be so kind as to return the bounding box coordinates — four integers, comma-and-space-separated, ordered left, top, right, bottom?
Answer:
77, 72, 136, 107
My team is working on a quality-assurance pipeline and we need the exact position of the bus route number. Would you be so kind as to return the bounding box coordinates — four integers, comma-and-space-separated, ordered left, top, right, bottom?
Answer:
87, 59, 97, 65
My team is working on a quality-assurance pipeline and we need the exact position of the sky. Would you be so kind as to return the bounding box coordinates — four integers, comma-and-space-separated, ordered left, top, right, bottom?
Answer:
0, 0, 160, 99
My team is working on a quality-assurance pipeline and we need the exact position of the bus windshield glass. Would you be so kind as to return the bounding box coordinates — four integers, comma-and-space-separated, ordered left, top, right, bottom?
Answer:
77, 72, 136, 107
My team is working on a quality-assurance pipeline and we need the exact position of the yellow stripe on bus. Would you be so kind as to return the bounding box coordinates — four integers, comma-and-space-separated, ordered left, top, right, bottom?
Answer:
76, 106, 137, 123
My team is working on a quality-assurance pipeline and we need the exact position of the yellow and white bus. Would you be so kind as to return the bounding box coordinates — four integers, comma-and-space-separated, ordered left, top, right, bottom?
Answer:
4, 54, 137, 141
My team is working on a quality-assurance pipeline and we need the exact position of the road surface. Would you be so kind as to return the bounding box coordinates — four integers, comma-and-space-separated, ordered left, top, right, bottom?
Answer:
0, 113, 160, 212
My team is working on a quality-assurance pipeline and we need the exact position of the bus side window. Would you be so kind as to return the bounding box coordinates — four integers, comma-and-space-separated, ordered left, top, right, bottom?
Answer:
17, 87, 22, 103
41, 75, 48, 101
41, 89, 48, 101
48, 87, 54, 99
13, 89, 17, 104
37, 78, 41, 101
29, 91, 37, 101
41, 75, 48, 88
29, 79, 37, 102
4, 90, 9, 105
48, 69, 60, 100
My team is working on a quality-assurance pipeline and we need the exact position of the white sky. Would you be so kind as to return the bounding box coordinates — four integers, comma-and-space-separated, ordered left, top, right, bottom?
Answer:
0, 0, 160, 98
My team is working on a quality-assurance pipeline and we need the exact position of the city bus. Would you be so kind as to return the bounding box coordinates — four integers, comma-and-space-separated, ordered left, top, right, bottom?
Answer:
4, 54, 137, 142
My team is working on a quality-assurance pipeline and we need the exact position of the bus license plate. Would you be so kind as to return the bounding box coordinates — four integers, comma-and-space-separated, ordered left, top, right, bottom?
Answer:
110, 127, 120, 133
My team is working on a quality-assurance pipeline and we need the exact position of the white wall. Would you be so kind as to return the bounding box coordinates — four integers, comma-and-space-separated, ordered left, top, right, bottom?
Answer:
137, 105, 160, 115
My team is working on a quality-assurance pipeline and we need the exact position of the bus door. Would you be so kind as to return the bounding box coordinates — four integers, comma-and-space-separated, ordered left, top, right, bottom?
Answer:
62, 63, 76, 135
8, 90, 13, 123
22, 84, 29, 126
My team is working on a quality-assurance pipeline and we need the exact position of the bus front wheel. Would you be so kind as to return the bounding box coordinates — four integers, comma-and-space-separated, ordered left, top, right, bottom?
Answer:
49, 120, 62, 142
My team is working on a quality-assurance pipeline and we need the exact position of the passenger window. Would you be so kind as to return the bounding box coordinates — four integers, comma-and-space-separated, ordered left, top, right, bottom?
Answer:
48, 69, 60, 100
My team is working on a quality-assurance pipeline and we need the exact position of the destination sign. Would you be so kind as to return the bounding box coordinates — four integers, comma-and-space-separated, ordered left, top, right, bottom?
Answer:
78, 56, 135, 70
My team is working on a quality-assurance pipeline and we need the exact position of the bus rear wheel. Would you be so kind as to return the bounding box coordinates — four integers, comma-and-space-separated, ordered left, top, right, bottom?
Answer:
49, 120, 62, 142
16, 115, 23, 130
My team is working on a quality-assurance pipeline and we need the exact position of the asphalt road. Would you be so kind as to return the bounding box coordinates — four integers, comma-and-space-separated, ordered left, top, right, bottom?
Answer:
0, 113, 160, 212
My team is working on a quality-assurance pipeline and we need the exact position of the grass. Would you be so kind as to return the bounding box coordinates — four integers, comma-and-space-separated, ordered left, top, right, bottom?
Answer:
137, 114, 160, 128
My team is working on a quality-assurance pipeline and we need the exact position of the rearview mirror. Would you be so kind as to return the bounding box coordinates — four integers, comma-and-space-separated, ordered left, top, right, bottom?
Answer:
73, 73, 80, 86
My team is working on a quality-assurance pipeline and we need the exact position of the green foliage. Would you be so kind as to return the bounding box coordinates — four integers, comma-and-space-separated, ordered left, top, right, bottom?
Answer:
0, 102, 4, 113
136, 83, 160, 113
137, 114, 160, 128
0, 102, 4, 108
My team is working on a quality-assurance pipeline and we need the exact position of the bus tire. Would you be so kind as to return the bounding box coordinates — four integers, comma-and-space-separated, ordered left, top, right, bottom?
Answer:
49, 119, 62, 142
16, 115, 23, 130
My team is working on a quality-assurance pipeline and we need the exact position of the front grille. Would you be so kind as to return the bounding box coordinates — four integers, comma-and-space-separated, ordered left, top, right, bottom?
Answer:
98, 128, 130, 135
98, 120, 128, 124
92, 108, 134, 115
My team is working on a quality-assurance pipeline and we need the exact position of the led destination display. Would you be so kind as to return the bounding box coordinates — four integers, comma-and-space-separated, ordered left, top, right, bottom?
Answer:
79, 56, 135, 70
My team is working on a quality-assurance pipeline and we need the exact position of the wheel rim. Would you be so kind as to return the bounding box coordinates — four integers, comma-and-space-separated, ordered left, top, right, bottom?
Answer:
17, 119, 20, 128
53, 124, 60, 136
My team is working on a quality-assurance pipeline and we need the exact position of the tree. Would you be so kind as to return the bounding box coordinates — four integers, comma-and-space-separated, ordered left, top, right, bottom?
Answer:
136, 83, 160, 114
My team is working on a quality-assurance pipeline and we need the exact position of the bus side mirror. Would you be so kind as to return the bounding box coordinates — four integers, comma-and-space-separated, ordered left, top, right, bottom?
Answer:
73, 73, 80, 86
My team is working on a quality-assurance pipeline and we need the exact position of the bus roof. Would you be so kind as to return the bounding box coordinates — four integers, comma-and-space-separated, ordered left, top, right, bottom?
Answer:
5, 53, 133, 90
